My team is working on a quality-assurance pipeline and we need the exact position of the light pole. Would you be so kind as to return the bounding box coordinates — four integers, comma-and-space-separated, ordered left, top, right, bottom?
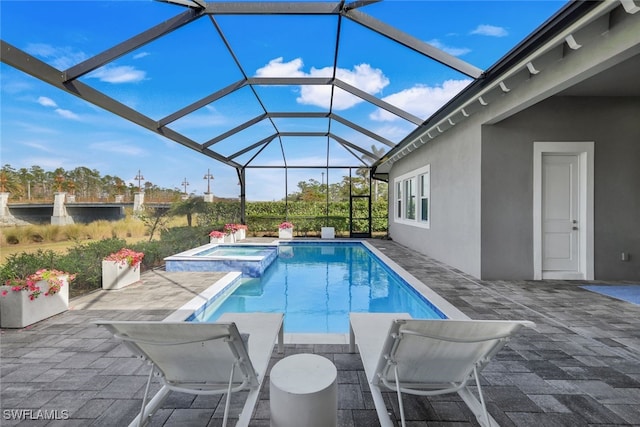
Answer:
181, 177, 189, 195
203, 169, 214, 194
134, 170, 145, 192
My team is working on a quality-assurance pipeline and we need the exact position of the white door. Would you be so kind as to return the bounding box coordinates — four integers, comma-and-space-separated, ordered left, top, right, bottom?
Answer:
541, 154, 580, 275
533, 141, 593, 281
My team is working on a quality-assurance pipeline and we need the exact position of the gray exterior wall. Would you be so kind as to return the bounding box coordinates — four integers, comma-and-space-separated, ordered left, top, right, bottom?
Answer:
388, 119, 482, 278
482, 96, 640, 280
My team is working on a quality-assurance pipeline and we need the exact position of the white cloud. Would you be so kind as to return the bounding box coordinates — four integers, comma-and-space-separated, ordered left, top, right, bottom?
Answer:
88, 65, 146, 83
37, 96, 58, 108
371, 124, 414, 142
90, 141, 145, 156
14, 121, 59, 134
133, 52, 150, 60
25, 43, 87, 70
22, 156, 70, 170
55, 108, 80, 120
22, 141, 55, 152
471, 25, 508, 37
169, 105, 229, 134
36, 96, 80, 119
0, 75, 33, 95
255, 58, 389, 110
370, 79, 472, 122
256, 57, 306, 78
427, 39, 471, 57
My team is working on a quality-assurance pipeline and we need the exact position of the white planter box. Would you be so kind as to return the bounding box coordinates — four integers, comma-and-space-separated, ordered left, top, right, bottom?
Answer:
0, 278, 69, 328
224, 233, 236, 243
279, 228, 293, 239
210, 236, 225, 244
236, 229, 246, 240
321, 227, 335, 239
102, 260, 140, 290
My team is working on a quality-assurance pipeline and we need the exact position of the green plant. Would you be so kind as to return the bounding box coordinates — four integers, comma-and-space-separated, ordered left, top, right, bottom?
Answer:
57, 238, 128, 294
137, 207, 171, 241
170, 197, 208, 227
130, 241, 164, 269
0, 250, 61, 283
2, 269, 76, 300
104, 248, 144, 270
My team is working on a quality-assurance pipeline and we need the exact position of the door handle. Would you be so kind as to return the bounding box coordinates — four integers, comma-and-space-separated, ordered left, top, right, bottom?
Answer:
572, 226, 578, 230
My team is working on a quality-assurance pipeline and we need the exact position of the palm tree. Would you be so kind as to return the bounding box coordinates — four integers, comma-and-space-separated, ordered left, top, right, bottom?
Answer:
170, 196, 207, 227
359, 145, 386, 201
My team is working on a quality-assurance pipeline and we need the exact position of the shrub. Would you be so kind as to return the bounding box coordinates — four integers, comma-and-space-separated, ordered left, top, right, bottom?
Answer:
0, 250, 61, 283
83, 220, 111, 240
57, 238, 128, 295
63, 224, 85, 241
129, 241, 164, 269
160, 226, 209, 251
39, 225, 64, 242
112, 217, 146, 239
4, 232, 19, 245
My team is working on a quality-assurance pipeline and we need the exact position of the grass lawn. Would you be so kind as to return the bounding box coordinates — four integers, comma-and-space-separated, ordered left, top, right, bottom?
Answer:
0, 237, 150, 264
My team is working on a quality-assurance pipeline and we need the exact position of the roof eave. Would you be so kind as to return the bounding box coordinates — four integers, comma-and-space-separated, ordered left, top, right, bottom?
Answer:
373, 0, 607, 174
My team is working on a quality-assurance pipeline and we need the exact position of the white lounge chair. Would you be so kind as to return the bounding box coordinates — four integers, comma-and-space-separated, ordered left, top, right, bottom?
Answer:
349, 313, 535, 427
95, 312, 284, 427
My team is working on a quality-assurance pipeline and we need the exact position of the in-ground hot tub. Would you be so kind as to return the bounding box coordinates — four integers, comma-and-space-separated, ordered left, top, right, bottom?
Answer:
164, 243, 278, 277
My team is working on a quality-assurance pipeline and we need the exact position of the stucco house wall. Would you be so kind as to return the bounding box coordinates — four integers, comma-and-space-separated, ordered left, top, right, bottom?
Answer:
384, 1, 639, 281
388, 119, 483, 278
481, 96, 640, 280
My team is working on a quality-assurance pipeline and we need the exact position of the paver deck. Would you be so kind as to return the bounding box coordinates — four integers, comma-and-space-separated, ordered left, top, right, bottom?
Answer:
1, 238, 639, 426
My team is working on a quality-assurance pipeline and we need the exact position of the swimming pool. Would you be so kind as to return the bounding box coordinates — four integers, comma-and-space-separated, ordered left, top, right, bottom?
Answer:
164, 244, 278, 277
188, 242, 448, 333
196, 246, 275, 257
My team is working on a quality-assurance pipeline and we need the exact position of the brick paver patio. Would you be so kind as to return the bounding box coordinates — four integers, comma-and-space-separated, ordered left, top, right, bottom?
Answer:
1, 239, 639, 426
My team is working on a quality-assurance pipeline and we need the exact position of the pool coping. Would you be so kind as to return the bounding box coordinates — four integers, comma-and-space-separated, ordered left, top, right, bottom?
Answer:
162, 239, 469, 343
164, 241, 280, 261
164, 242, 280, 277
360, 240, 468, 320
163, 271, 242, 322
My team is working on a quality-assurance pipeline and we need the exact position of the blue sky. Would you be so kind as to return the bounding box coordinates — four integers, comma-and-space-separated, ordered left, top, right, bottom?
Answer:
1, 0, 566, 200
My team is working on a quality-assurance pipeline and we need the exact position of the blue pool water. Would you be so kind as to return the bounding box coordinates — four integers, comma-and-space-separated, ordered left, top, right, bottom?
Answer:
195, 246, 274, 257
165, 245, 278, 277
191, 242, 446, 333
581, 284, 640, 305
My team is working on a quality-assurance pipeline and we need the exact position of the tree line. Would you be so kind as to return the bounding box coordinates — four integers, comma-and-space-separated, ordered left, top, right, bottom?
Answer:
0, 164, 388, 203
0, 164, 184, 202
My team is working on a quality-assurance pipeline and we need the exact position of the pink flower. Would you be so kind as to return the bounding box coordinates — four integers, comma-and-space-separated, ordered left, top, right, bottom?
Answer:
104, 248, 145, 270
279, 222, 294, 230
2, 269, 75, 300
224, 223, 239, 233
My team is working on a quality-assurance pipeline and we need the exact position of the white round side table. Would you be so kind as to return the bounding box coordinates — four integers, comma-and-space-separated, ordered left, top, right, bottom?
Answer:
269, 353, 337, 427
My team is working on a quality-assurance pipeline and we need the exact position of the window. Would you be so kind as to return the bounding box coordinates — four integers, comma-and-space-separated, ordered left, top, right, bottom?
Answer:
396, 181, 402, 218
419, 171, 429, 223
394, 165, 430, 228
404, 178, 415, 220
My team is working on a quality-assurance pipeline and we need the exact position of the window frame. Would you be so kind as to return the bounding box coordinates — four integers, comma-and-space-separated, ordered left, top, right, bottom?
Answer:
396, 181, 402, 219
419, 170, 429, 224
393, 164, 430, 229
